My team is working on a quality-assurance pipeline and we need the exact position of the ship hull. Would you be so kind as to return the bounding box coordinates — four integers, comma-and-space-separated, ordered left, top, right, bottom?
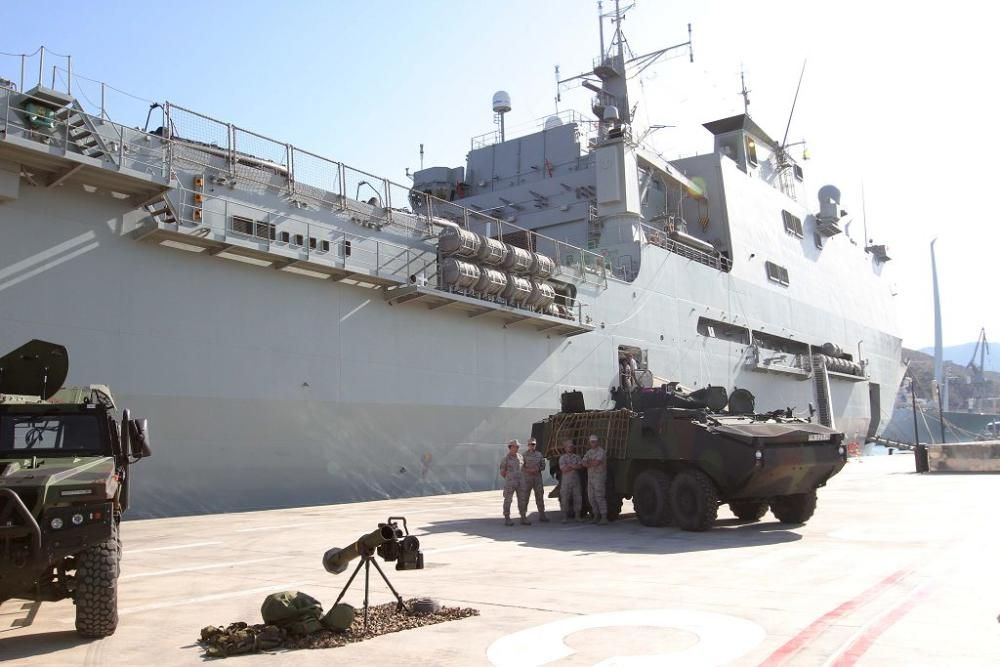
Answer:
1, 182, 902, 518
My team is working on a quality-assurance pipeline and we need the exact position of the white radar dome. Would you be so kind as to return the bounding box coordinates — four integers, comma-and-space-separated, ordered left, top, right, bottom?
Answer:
492, 90, 512, 113
603, 105, 620, 123
543, 116, 563, 130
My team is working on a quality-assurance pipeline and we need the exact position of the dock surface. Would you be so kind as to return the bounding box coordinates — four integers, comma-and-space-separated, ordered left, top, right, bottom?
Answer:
1, 454, 997, 665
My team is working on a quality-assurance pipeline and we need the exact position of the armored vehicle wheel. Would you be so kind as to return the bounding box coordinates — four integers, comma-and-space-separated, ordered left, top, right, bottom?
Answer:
74, 523, 120, 638
729, 501, 768, 521
669, 470, 719, 532
633, 469, 672, 526
771, 491, 818, 524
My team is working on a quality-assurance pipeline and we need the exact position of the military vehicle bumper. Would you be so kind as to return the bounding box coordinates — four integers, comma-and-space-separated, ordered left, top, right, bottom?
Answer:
0, 490, 114, 602
725, 442, 846, 500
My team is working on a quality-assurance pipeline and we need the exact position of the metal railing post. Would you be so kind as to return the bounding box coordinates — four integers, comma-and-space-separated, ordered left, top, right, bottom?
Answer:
383, 178, 391, 225
66, 55, 72, 95
38, 47, 44, 89
337, 163, 346, 209
287, 144, 295, 195
227, 123, 235, 176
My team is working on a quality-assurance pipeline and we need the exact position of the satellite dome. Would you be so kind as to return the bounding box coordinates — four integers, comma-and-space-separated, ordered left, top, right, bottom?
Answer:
603, 105, 620, 123
543, 116, 563, 130
492, 90, 512, 114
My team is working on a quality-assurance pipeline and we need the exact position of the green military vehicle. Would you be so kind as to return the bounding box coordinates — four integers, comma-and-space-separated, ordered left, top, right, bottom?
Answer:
533, 386, 846, 531
0, 340, 151, 637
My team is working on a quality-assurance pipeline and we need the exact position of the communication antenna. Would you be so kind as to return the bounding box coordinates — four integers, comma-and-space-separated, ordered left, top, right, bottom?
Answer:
554, 65, 561, 112
419, 143, 424, 170
739, 65, 751, 115
780, 60, 807, 152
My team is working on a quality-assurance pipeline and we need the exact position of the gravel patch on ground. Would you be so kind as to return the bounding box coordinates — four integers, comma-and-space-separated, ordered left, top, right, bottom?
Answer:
198, 600, 479, 658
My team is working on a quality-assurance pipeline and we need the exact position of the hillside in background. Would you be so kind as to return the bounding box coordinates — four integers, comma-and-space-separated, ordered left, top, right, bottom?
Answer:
918, 340, 997, 373
903, 346, 999, 409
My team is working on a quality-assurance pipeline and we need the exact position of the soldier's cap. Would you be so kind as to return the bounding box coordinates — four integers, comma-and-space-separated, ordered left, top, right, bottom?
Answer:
508, 439, 520, 448
588, 434, 598, 443
527, 438, 537, 446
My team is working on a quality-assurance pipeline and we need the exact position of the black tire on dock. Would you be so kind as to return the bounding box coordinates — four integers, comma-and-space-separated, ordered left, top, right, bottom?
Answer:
74, 523, 120, 638
770, 491, 818, 524
632, 469, 672, 526
669, 470, 719, 532
729, 501, 769, 521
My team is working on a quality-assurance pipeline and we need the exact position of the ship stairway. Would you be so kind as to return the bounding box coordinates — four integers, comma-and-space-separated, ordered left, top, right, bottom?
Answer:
54, 101, 117, 167
811, 354, 835, 428
139, 192, 178, 225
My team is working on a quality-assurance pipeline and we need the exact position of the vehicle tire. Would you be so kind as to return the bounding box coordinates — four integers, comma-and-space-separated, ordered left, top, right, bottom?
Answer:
669, 470, 719, 532
75, 523, 120, 638
729, 501, 768, 521
632, 469, 672, 526
771, 491, 818, 524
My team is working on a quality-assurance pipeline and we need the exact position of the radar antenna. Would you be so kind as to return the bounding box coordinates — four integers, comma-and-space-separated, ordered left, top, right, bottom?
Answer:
739, 65, 751, 115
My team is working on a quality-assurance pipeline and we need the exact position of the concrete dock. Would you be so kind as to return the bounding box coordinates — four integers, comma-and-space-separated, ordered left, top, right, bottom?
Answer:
1, 454, 997, 665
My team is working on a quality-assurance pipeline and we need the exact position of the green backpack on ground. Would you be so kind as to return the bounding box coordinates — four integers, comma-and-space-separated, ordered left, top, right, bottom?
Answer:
260, 591, 325, 635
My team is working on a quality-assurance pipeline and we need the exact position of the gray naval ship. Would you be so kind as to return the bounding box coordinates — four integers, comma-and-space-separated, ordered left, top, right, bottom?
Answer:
0, 6, 903, 517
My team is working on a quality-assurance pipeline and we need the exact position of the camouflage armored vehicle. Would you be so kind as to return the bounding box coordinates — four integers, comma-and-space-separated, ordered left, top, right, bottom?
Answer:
0, 340, 150, 637
532, 385, 846, 531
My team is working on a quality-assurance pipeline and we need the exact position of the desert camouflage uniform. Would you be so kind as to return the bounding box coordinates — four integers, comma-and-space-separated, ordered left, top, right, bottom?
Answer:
521, 448, 547, 519
558, 452, 583, 519
499, 451, 528, 522
582, 445, 607, 519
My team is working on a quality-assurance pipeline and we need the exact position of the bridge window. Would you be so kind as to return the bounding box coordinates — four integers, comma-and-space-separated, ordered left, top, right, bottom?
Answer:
765, 261, 789, 286
781, 210, 803, 238
745, 136, 758, 166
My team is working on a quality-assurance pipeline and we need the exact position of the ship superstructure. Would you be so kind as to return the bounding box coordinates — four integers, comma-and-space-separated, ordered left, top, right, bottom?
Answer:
0, 10, 904, 517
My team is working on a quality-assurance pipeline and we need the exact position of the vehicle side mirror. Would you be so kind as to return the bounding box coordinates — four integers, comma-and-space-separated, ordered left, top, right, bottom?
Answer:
127, 418, 152, 459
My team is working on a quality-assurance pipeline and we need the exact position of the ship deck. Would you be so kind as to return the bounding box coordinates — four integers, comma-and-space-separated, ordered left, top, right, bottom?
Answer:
1, 455, 996, 665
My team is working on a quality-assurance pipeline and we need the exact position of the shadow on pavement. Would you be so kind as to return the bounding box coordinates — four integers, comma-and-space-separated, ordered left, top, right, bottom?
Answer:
420, 509, 802, 555
0, 629, 96, 660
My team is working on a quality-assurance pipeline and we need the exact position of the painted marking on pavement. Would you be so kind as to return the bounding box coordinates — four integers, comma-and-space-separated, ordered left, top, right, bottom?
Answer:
827, 585, 932, 667
62, 581, 315, 620
423, 544, 484, 556
235, 522, 320, 533
121, 556, 290, 580
124, 541, 223, 555
758, 568, 910, 666
487, 609, 765, 667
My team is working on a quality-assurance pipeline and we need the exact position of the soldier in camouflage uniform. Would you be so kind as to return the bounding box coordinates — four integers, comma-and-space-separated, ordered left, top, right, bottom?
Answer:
499, 440, 530, 526
521, 438, 549, 522
582, 434, 608, 524
557, 438, 584, 523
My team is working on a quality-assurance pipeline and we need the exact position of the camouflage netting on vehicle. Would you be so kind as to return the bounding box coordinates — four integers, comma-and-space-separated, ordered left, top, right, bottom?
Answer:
198, 600, 479, 658
542, 409, 632, 458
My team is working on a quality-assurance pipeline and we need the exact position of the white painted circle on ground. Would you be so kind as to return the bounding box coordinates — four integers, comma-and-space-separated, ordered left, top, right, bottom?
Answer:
486, 608, 766, 667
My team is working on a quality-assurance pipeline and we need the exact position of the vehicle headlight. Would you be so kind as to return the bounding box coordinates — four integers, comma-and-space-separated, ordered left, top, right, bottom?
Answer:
71, 513, 84, 526
838, 446, 846, 455
754, 450, 763, 460
50, 517, 64, 530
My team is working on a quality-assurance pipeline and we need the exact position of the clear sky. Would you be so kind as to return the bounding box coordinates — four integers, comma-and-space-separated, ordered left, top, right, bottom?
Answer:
3, 0, 996, 349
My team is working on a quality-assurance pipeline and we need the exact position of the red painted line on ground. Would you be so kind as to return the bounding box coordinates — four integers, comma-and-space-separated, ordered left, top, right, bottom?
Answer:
758, 569, 909, 666
830, 586, 931, 667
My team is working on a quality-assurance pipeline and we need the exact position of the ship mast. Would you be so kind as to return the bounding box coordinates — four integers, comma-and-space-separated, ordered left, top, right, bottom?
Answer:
557, 1, 692, 131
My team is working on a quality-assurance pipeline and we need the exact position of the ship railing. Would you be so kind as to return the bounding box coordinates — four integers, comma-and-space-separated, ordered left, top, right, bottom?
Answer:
167, 183, 440, 286
163, 102, 608, 288
469, 109, 598, 150
0, 86, 172, 181
639, 222, 732, 272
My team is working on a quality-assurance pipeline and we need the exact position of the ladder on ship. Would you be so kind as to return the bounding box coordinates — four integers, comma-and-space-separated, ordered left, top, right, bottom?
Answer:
811, 354, 835, 428
139, 192, 178, 225
54, 100, 117, 166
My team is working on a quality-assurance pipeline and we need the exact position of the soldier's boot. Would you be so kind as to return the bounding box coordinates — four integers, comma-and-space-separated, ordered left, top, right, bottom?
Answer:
591, 513, 602, 524
539, 512, 550, 523
520, 516, 531, 526
504, 515, 514, 527
597, 516, 609, 525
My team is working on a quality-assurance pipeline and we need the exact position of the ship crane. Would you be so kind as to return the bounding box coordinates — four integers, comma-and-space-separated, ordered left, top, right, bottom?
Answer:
967, 328, 990, 410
